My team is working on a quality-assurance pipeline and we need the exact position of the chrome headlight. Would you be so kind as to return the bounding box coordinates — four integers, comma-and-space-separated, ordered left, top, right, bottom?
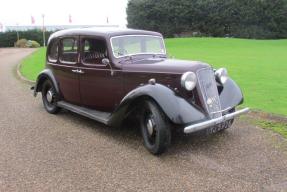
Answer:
181, 72, 197, 91
215, 68, 228, 84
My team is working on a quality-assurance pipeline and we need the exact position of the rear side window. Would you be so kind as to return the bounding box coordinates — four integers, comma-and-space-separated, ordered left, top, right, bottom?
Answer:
60, 38, 78, 64
48, 40, 58, 62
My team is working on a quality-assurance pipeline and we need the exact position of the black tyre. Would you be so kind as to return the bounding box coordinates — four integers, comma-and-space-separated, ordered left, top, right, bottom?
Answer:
41, 80, 60, 114
140, 100, 171, 155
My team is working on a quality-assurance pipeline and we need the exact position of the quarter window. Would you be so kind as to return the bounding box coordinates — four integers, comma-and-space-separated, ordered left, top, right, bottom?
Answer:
60, 38, 78, 63
82, 38, 108, 65
48, 40, 58, 62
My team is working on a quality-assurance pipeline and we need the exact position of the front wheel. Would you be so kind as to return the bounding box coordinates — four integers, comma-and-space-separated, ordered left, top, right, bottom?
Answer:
41, 80, 60, 114
140, 100, 171, 155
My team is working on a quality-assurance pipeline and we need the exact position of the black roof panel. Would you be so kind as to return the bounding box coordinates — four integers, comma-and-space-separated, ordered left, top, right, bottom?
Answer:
49, 27, 162, 40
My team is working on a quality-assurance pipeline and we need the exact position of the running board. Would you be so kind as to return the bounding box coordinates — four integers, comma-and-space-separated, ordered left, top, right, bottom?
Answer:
57, 101, 111, 125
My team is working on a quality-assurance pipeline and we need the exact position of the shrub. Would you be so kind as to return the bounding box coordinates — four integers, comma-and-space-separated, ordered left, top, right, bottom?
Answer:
15, 39, 28, 48
28, 40, 40, 48
15, 39, 41, 48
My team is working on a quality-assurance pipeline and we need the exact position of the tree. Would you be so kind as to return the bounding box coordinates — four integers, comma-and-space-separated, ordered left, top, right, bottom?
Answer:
127, 0, 287, 39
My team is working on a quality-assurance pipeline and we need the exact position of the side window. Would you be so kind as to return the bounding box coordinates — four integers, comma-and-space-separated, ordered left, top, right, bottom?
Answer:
82, 38, 108, 65
48, 40, 58, 62
60, 38, 78, 64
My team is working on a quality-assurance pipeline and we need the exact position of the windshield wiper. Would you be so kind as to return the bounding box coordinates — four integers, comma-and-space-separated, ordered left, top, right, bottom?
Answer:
119, 55, 133, 63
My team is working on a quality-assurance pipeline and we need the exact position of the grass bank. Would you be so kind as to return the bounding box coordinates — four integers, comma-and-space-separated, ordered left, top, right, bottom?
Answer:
255, 120, 287, 139
20, 48, 46, 81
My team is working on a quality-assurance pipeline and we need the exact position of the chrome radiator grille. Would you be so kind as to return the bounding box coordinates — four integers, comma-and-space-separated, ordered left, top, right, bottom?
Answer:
197, 68, 222, 119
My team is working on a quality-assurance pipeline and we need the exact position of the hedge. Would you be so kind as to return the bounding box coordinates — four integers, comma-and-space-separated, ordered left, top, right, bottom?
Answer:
0, 29, 55, 47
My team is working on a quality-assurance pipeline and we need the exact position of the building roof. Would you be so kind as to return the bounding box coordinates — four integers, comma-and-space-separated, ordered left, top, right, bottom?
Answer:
4, 25, 119, 32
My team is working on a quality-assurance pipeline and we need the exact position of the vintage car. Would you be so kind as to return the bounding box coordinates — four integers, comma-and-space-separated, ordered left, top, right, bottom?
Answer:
32, 28, 249, 155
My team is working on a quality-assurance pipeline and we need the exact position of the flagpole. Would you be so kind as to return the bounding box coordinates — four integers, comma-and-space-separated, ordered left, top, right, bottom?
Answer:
16, 23, 19, 41
42, 14, 46, 47
69, 14, 72, 24
0, 23, 3, 32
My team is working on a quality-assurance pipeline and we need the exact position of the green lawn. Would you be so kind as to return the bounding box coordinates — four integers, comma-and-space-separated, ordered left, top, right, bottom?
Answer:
20, 48, 46, 81
20, 38, 287, 116
166, 38, 287, 116
255, 120, 287, 139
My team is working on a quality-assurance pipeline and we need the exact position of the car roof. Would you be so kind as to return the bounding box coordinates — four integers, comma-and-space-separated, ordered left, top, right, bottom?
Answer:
49, 27, 163, 40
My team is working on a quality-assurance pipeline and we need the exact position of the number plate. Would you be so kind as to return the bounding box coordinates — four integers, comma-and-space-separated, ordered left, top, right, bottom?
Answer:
206, 122, 227, 134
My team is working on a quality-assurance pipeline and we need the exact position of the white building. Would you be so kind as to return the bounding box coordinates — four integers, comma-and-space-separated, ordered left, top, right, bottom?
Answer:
4, 24, 119, 32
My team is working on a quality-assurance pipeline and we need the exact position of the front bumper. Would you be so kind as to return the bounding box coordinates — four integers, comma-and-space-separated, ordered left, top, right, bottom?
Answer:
184, 108, 250, 134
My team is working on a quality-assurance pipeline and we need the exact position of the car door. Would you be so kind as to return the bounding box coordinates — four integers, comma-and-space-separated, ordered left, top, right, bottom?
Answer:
78, 37, 122, 112
49, 36, 81, 105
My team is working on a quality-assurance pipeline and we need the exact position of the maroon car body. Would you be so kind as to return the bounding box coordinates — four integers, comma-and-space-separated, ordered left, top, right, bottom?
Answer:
33, 28, 249, 154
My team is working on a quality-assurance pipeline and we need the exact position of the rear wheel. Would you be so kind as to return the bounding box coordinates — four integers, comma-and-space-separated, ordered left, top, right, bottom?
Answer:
41, 80, 60, 114
140, 100, 171, 155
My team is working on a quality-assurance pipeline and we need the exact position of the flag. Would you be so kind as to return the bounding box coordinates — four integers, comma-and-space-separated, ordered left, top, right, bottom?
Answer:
31, 16, 35, 24
69, 14, 72, 23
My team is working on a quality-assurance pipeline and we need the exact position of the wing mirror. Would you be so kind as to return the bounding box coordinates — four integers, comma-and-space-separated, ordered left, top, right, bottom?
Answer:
102, 58, 114, 76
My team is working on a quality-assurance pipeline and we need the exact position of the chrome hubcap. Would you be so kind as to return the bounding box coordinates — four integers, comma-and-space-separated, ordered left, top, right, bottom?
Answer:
146, 118, 155, 136
46, 89, 54, 103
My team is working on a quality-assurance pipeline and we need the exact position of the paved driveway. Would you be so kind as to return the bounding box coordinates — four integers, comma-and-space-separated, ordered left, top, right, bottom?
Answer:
0, 48, 286, 192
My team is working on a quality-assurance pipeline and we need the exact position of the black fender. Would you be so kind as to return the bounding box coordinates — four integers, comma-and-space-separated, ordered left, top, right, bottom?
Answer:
219, 77, 244, 110
33, 69, 60, 97
108, 83, 206, 126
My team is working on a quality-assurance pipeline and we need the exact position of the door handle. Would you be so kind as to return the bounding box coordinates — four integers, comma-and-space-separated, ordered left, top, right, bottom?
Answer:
77, 69, 85, 74
71, 69, 85, 74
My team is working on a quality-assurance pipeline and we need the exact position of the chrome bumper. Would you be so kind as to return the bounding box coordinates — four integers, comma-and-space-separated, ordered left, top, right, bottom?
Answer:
184, 108, 250, 134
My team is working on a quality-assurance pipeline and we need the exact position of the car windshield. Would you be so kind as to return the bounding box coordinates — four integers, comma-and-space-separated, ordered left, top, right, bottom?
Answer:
111, 35, 166, 58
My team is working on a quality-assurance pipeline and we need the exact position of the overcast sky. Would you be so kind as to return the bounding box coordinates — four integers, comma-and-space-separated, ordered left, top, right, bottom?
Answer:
0, 0, 128, 27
